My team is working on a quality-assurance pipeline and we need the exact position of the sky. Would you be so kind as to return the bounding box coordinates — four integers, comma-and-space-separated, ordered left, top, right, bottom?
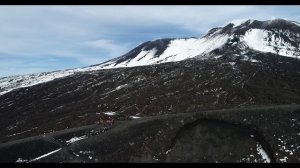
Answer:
1, 5, 300, 77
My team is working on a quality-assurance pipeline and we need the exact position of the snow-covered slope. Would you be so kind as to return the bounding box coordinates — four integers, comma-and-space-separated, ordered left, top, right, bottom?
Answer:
242, 28, 300, 57
1, 18, 300, 96
98, 18, 300, 69
0, 65, 116, 96
99, 34, 229, 68
0, 70, 74, 96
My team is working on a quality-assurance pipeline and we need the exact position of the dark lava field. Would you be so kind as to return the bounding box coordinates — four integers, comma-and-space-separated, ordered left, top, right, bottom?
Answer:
0, 52, 300, 162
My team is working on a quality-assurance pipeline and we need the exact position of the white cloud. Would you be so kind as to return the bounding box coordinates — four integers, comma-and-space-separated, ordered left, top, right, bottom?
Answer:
84, 39, 130, 56
51, 5, 258, 33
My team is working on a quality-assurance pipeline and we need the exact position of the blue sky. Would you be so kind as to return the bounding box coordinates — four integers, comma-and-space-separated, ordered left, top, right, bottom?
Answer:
1, 5, 300, 77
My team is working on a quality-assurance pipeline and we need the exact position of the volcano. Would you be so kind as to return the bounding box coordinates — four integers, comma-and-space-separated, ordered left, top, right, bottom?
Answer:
0, 18, 300, 163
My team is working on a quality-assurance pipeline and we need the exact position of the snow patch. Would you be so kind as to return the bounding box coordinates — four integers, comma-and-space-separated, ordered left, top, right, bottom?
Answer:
66, 135, 87, 145
165, 149, 172, 154
16, 158, 28, 163
256, 144, 271, 163
103, 112, 116, 116
250, 59, 260, 63
292, 21, 300, 27
28, 148, 62, 162
0, 70, 75, 96
279, 156, 288, 162
129, 116, 141, 119
105, 84, 128, 94
115, 84, 128, 90
7, 127, 38, 137
79, 151, 94, 154
242, 29, 300, 58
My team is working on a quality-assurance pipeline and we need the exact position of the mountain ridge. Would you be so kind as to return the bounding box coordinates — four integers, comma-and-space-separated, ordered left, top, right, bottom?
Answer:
1, 18, 300, 96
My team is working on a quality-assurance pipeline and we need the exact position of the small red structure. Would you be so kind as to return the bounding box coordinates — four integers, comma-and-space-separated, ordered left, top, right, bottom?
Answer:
99, 113, 115, 127
106, 116, 114, 126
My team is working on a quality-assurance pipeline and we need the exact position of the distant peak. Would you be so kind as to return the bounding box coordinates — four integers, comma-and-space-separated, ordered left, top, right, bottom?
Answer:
222, 18, 254, 28
230, 19, 254, 27
269, 17, 288, 21
266, 18, 290, 23
263, 18, 300, 29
